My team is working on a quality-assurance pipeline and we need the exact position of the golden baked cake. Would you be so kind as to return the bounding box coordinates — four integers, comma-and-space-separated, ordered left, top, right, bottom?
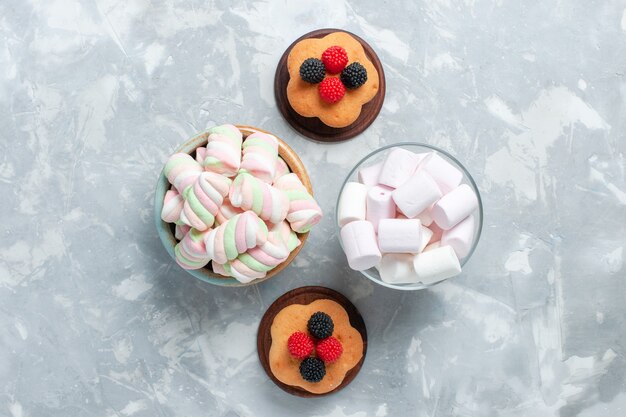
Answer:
286, 32, 379, 128
268, 299, 364, 394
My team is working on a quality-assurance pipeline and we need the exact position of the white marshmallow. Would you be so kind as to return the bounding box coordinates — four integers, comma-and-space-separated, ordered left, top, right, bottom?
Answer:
441, 214, 475, 258
422, 153, 463, 193
357, 162, 383, 187
340, 220, 381, 271
392, 170, 442, 218
415, 208, 433, 226
413, 245, 461, 284
377, 218, 422, 253
337, 182, 367, 227
431, 184, 478, 230
378, 149, 428, 188
397, 209, 433, 227
378, 253, 419, 284
419, 225, 434, 253
423, 241, 441, 252
366, 185, 396, 232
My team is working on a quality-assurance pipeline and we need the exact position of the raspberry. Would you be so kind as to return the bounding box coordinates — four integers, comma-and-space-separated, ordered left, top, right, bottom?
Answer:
299, 58, 326, 84
307, 312, 334, 339
321, 46, 349, 74
318, 77, 345, 104
299, 357, 326, 382
316, 337, 343, 363
340, 62, 368, 89
287, 331, 314, 359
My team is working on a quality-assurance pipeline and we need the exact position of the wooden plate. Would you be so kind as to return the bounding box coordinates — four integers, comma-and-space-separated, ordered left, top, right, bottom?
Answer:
274, 29, 386, 143
257, 286, 368, 397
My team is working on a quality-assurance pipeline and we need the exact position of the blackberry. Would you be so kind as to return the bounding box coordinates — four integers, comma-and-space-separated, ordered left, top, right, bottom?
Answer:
307, 312, 334, 339
340, 62, 368, 89
299, 58, 326, 84
299, 357, 326, 382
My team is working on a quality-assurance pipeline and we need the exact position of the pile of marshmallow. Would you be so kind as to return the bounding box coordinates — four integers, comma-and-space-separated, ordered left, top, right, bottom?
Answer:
338, 148, 478, 285
160, 124, 323, 284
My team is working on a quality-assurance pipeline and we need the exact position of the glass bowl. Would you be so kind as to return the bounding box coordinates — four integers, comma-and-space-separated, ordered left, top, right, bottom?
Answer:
335, 143, 483, 291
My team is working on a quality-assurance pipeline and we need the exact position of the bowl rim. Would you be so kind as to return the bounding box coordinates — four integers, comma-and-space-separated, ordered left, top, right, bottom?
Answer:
335, 142, 484, 291
154, 125, 312, 287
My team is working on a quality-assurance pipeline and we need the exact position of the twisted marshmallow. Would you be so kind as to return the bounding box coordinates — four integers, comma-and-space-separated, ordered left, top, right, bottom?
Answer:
175, 224, 190, 240
274, 173, 323, 233
211, 228, 291, 283
180, 172, 232, 231
204, 211, 268, 265
212, 260, 265, 284
161, 189, 184, 224
175, 228, 210, 270
270, 221, 300, 252
273, 156, 290, 182
203, 124, 242, 177
240, 231, 290, 271
215, 198, 244, 225
240, 132, 279, 183
164, 153, 203, 194
195, 146, 207, 164
229, 172, 289, 224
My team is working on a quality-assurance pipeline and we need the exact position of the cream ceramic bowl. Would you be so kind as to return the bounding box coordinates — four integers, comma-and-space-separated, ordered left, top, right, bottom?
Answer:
155, 125, 312, 286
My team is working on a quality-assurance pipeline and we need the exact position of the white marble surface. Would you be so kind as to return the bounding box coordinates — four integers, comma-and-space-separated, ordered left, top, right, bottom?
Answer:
1, 1, 625, 416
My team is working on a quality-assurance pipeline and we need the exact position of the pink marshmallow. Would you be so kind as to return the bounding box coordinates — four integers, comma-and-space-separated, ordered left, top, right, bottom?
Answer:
366, 185, 396, 232
358, 162, 383, 187
429, 222, 444, 243
378, 149, 428, 188
422, 153, 463, 194
392, 171, 442, 218
340, 220, 381, 271
377, 218, 422, 253
441, 214, 475, 258
431, 184, 478, 230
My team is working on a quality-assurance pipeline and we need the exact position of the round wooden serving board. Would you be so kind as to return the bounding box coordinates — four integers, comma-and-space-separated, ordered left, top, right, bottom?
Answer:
274, 29, 386, 143
257, 286, 368, 397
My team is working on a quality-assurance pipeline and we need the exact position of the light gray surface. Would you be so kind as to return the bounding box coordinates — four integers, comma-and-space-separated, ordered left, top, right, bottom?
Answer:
1, 1, 625, 416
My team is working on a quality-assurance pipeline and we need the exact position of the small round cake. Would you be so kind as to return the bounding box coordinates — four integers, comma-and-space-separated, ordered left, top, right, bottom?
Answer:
275, 29, 386, 142
257, 286, 367, 396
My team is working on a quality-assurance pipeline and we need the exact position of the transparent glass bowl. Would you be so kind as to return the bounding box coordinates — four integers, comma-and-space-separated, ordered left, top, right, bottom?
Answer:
335, 143, 483, 291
